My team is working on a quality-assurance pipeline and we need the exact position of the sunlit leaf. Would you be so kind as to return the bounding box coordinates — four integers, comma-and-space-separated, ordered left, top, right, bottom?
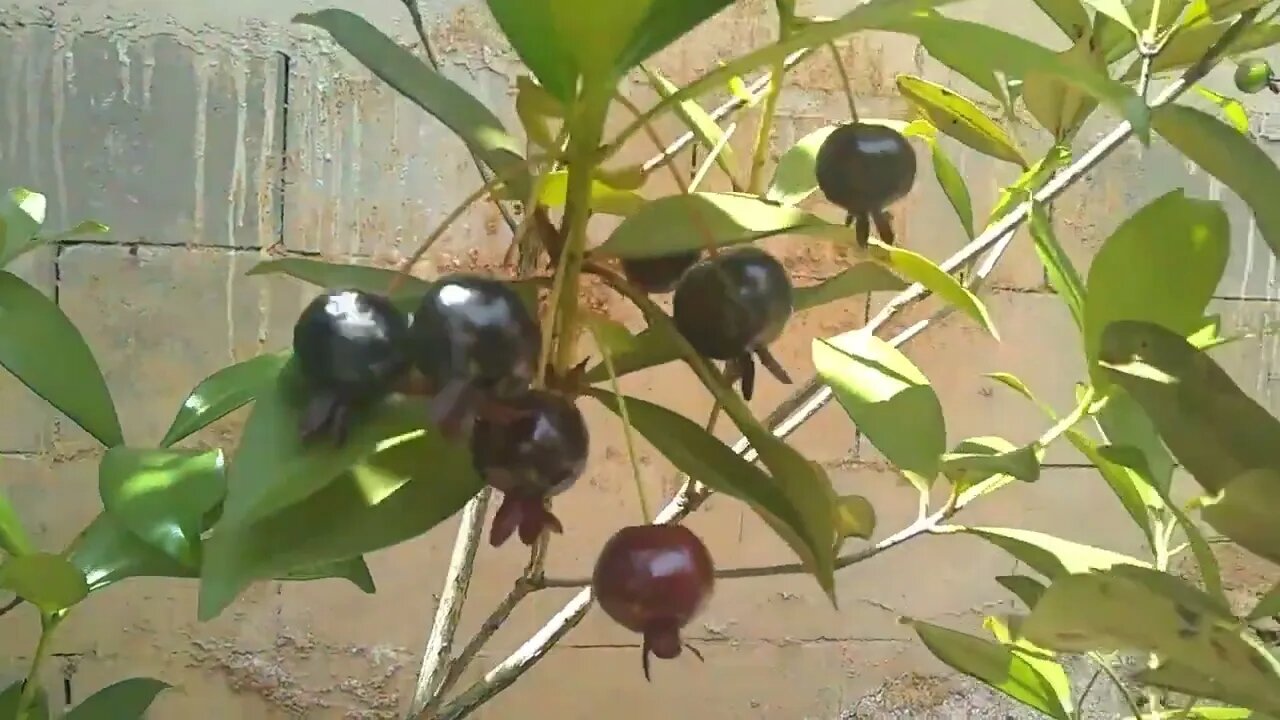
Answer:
925, 134, 976, 238
99, 447, 226, 567
66, 512, 196, 592
868, 242, 999, 338
160, 352, 289, 448
794, 264, 907, 311
0, 271, 122, 447
537, 171, 647, 216
834, 495, 877, 542
896, 75, 1025, 166
958, 526, 1149, 579
1028, 200, 1085, 332
1153, 105, 1280, 262
0, 489, 32, 557
907, 619, 1073, 719
643, 66, 738, 185
0, 551, 90, 613
1194, 85, 1251, 134
814, 333, 946, 491
1084, 190, 1229, 387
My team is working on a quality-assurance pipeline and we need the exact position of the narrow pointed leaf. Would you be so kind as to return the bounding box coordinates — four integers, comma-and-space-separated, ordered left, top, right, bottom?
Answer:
160, 352, 289, 447
896, 75, 1025, 166
795, 264, 907, 312
869, 242, 999, 338
926, 135, 976, 238
908, 619, 1073, 720
0, 489, 32, 556
611, 0, 736, 78
997, 575, 1048, 609
814, 333, 946, 491
0, 271, 122, 447
959, 526, 1149, 579
1193, 86, 1250, 134
246, 258, 431, 300
485, 0, 578, 102
279, 556, 376, 594
589, 390, 838, 588
1028, 200, 1085, 332
947, 437, 1021, 505
65, 678, 171, 720
294, 10, 531, 199
643, 66, 738, 185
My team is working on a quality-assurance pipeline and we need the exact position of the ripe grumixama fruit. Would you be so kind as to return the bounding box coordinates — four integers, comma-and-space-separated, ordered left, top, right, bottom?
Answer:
292, 288, 411, 443
592, 524, 715, 681
672, 246, 794, 400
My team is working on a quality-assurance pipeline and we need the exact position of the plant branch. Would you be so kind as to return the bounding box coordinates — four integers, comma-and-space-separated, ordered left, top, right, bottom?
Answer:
0, 596, 22, 617
1090, 651, 1145, 719
406, 488, 491, 718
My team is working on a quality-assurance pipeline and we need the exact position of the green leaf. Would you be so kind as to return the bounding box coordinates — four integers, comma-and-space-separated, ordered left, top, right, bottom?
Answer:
1250, 581, 1280, 620
0, 551, 90, 613
583, 324, 682, 384
485, 0, 578, 103
1028, 200, 1085, 332
884, 12, 1148, 138
988, 146, 1072, 225
0, 489, 32, 556
1095, 389, 1174, 495
765, 120, 917, 206
160, 352, 289, 447
0, 271, 122, 447
1139, 660, 1280, 719
66, 512, 197, 592
1022, 36, 1102, 143
609, 0, 735, 80
814, 333, 946, 491
1135, 21, 1280, 77
536, 170, 648, 216
997, 575, 1048, 609
1068, 434, 1160, 546
907, 619, 1073, 719
588, 389, 838, 596
1024, 566, 1280, 715
1098, 320, 1280, 494
794, 264, 907, 312
1084, 191, 1229, 387
218, 362, 432, 529
246, 258, 430, 301
5, 218, 110, 267
925, 134, 976, 238
942, 442, 1042, 485
0, 678, 49, 720
294, 10, 531, 200
0, 187, 47, 267
834, 495, 877, 542
1031, 0, 1091, 41
278, 556, 376, 594
1082, 0, 1136, 33
642, 66, 738, 185
593, 191, 859, 259
868, 242, 999, 338
945, 437, 1022, 505
1200, 469, 1280, 565
199, 430, 482, 619
983, 614, 1074, 716
896, 75, 1025, 166
958, 526, 1149, 579
65, 677, 171, 720
99, 447, 227, 567
1153, 105, 1280, 262
1194, 85, 1251, 134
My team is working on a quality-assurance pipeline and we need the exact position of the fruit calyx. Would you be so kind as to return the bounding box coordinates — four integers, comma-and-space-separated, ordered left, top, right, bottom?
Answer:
409, 274, 540, 441
591, 524, 715, 681
292, 288, 410, 444
621, 251, 701, 294
672, 246, 795, 400
470, 390, 589, 547
814, 122, 916, 246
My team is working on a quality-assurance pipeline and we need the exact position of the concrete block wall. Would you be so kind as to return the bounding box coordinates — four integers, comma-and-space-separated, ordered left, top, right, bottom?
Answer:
1, 0, 1279, 717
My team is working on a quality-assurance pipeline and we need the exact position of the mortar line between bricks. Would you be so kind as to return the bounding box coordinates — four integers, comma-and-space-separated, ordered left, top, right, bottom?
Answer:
276, 50, 291, 252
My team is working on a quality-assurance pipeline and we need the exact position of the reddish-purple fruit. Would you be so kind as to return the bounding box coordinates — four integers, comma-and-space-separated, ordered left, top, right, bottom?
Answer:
621, 251, 701, 294
672, 246, 794, 400
814, 122, 916, 246
592, 524, 715, 681
409, 274, 540, 441
292, 288, 411, 443
471, 390, 589, 547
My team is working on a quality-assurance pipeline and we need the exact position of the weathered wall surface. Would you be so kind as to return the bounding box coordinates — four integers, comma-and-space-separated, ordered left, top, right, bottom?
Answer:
1, 0, 1279, 717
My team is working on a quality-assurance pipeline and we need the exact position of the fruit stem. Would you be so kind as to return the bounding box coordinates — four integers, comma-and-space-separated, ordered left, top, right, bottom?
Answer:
587, 323, 652, 524
825, 41, 859, 122
546, 88, 611, 377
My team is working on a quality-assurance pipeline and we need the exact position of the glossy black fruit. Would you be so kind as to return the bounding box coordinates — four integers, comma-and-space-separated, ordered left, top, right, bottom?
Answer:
621, 251, 701, 294
292, 288, 410, 443
409, 274, 540, 440
592, 524, 715, 681
815, 122, 916, 246
672, 246, 794, 400
471, 390, 589, 547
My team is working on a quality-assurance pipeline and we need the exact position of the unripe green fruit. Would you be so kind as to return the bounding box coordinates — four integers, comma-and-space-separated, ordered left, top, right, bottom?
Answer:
1234, 57, 1274, 95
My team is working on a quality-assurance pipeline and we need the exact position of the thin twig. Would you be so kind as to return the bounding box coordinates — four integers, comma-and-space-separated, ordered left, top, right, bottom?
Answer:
0, 596, 21, 617
1090, 652, 1145, 719
407, 489, 491, 717
428, 13, 1260, 716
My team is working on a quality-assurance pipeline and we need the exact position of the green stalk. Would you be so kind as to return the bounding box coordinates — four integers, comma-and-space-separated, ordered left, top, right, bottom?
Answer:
16, 613, 58, 720
748, 3, 793, 194
549, 89, 611, 375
